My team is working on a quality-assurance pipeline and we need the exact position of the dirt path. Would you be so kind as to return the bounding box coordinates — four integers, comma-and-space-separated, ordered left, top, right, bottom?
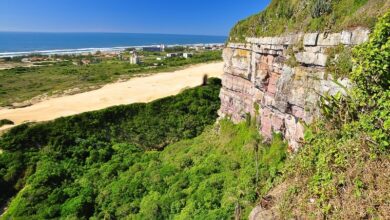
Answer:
0, 62, 224, 131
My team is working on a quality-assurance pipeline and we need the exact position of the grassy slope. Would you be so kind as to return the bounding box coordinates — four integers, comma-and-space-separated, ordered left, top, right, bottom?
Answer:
229, 0, 390, 41
0, 51, 221, 107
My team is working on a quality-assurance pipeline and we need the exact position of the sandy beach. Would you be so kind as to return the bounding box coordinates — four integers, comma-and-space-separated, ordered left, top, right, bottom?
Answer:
0, 62, 223, 131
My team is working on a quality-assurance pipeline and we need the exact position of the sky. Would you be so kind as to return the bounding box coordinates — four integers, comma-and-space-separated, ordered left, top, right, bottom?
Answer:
0, 0, 270, 36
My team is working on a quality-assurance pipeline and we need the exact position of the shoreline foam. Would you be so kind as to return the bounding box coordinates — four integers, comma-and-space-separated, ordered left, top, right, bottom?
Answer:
0, 43, 224, 58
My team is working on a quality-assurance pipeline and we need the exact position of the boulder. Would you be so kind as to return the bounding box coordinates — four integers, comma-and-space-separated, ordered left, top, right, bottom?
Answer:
341, 31, 352, 45
317, 33, 341, 46
351, 27, 370, 45
295, 52, 328, 66
249, 205, 277, 220
303, 33, 319, 46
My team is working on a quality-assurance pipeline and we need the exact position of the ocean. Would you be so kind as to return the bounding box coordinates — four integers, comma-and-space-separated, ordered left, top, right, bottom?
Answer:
0, 32, 227, 57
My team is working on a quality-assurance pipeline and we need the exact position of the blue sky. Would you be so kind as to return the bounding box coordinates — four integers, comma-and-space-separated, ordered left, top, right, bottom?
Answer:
0, 0, 270, 36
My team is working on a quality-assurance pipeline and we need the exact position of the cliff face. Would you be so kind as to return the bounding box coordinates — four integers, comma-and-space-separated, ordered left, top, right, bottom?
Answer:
219, 28, 370, 150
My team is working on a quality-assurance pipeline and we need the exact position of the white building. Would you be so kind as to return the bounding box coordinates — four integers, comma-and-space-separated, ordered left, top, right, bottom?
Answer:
183, 53, 193, 59
129, 53, 140, 64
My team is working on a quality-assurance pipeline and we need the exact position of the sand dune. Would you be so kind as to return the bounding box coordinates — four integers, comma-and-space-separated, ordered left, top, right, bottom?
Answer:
0, 62, 224, 131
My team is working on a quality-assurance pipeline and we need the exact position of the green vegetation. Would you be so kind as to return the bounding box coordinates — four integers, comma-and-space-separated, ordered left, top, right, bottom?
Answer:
0, 78, 289, 219
325, 45, 353, 79
285, 45, 299, 67
278, 12, 390, 219
0, 50, 221, 107
1, 3, 388, 219
0, 78, 221, 212
0, 119, 14, 127
229, 0, 390, 41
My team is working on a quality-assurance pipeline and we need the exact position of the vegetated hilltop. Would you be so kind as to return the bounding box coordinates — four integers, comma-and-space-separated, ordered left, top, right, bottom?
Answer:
230, 0, 390, 41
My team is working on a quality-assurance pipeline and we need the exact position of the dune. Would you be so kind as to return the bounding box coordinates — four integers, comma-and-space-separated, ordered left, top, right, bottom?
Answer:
0, 62, 224, 131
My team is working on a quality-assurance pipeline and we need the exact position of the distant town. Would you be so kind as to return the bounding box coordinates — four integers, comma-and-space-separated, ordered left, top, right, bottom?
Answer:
0, 43, 223, 107
0, 44, 224, 70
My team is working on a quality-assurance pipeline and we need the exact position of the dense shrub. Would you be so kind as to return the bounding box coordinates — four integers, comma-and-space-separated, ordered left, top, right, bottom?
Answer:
0, 119, 14, 127
325, 45, 353, 79
0, 78, 221, 210
311, 0, 332, 18
0, 79, 286, 219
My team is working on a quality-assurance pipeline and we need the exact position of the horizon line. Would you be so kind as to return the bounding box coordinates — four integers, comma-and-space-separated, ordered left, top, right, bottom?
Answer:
0, 30, 227, 37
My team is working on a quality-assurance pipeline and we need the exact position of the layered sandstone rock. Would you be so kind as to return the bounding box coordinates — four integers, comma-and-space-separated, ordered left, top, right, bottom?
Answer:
219, 28, 369, 151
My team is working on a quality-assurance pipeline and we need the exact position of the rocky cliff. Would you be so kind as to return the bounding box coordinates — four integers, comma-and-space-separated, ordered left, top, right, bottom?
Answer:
219, 28, 370, 150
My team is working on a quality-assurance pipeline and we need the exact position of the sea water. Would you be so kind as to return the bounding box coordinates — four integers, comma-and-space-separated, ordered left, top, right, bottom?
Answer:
0, 32, 226, 57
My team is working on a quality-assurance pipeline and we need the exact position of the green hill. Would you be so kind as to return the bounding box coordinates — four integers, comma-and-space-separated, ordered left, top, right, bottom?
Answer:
230, 0, 390, 41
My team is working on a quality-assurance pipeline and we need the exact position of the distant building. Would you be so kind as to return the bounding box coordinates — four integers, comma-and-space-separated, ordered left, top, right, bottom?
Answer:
166, 53, 176, 58
166, 53, 183, 58
129, 53, 140, 64
156, 57, 162, 61
183, 53, 193, 59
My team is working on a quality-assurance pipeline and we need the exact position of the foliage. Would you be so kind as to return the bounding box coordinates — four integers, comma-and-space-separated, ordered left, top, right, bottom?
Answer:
0, 50, 222, 107
229, 0, 389, 41
0, 119, 14, 127
0, 90, 288, 219
285, 45, 299, 67
279, 12, 390, 219
351, 12, 390, 96
311, 0, 332, 18
325, 45, 353, 79
318, 89, 358, 129
0, 78, 221, 210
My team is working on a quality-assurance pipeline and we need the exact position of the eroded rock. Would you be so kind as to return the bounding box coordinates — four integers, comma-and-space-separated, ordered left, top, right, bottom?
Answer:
220, 28, 369, 151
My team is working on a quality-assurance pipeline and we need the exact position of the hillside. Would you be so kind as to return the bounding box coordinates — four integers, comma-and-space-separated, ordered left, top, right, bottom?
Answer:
0, 79, 221, 217
0, 1, 388, 219
0, 78, 289, 219
230, 0, 390, 41
224, 3, 389, 218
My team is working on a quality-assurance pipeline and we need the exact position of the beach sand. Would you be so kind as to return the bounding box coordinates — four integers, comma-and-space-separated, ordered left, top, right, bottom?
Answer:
0, 62, 224, 131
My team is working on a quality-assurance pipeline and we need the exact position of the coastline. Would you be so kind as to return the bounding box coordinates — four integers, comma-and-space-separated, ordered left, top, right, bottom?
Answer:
0, 42, 225, 58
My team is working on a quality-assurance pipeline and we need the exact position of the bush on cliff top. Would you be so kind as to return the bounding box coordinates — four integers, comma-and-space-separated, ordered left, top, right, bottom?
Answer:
229, 0, 390, 41
0, 119, 14, 127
